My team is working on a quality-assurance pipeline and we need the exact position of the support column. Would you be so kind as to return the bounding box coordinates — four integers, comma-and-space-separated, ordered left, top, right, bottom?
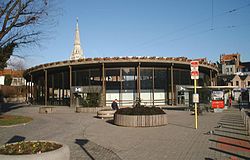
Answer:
25, 80, 28, 102
45, 69, 48, 106
120, 67, 122, 106
30, 74, 33, 102
215, 73, 218, 86
102, 63, 106, 107
62, 72, 65, 106
210, 70, 213, 86
69, 66, 72, 107
152, 68, 155, 106
137, 62, 141, 99
171, 64, 174, 106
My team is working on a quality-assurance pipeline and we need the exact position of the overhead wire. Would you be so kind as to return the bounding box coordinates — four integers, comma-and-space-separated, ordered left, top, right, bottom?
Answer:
119, 2, 250, 54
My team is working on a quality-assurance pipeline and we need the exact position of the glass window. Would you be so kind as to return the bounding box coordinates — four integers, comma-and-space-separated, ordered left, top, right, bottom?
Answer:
105, 68, 121, 90
174, 69, 191, 85
90, 69, 102, 85
122, 68, 136, 90
154, 69, 167, 90
236, 81, 239, 86
141, 68, 153, 89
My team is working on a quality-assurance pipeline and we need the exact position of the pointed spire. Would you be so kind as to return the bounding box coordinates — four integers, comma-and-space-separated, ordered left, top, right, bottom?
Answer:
70, 18, 84, 60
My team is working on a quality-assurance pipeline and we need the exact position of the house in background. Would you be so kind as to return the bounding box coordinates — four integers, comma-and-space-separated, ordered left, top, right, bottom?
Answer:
0, 69, 26, 86
220, 53, 241, 75
240, 62, 250, 75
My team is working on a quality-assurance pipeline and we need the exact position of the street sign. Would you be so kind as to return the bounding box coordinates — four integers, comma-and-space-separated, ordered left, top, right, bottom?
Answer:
193, 93, 199, 103
190, 61, 199, 71
191, 71, 199, 80
190, 60, 200, 129
190, 61, 199, 67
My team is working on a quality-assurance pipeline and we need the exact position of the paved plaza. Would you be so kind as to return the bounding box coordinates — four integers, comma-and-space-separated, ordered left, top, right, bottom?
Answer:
0, 104, 249, 160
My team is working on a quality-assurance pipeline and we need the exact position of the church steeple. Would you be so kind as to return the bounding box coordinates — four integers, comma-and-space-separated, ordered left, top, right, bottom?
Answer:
70, 18, 84, 60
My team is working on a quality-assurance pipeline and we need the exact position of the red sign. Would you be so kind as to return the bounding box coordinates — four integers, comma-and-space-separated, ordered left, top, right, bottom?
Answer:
191, 71, 199, 79
190, 61, 199, 67
212, 100, 224, 109
191, 71, 199, 76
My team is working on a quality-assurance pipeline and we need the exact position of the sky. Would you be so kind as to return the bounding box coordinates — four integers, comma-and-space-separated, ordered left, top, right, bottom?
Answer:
15, 0, 250, 68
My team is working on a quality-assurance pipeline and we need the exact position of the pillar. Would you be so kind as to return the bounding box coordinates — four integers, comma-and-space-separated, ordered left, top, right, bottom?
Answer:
137, 62, 141, 99
44, 69, 48, 106
210, 70, 213, 86
30, 74, 33, 101
102, 63, 106, 107
25, 80, 28, 102
69, 66, 73, 107
152, 67, 155, 106
171, 64, 174, 106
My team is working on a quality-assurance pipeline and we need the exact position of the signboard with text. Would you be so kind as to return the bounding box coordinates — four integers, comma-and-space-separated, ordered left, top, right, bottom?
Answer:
212, 100, 224, 109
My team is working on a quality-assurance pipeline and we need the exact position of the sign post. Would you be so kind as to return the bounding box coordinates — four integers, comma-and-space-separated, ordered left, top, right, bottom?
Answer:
190, 61, 199, 129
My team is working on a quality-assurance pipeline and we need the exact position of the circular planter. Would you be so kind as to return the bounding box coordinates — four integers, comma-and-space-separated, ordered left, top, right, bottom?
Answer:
97, 109, 116, 119
114, 113, 168, 127
0, 141, 70, 160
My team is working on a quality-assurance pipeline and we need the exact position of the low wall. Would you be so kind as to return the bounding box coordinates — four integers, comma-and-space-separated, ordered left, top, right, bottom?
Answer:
76, 107, 110, 113
114, 114, 167, 127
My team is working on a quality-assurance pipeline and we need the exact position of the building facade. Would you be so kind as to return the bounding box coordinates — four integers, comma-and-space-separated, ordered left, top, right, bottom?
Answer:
220, 53, 240, 75
24, 57, 218, 107
0, 69, 25, 86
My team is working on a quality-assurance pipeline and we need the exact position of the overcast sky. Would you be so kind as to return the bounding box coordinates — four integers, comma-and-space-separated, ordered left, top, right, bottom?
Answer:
16, 0, 250, 68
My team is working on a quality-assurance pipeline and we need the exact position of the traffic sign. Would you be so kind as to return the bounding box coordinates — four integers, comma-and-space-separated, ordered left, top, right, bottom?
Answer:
190, 61, 199, 67
191, 71, 199, 80
190, 61, 199, 71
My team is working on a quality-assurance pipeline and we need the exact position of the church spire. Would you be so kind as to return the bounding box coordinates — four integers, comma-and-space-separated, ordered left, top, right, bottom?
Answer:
70, 18, 84, 60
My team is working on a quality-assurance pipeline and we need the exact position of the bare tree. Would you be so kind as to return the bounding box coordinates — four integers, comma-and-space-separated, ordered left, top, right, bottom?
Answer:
0, 0, 58, 69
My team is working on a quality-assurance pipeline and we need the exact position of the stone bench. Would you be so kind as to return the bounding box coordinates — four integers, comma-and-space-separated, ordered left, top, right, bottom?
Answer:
39, 107, 54, 114
97, 109, 116, 119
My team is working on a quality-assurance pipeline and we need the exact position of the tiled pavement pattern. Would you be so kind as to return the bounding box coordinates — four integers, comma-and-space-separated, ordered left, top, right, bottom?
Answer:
0, 104, 249, 160
208, 108, 250, 160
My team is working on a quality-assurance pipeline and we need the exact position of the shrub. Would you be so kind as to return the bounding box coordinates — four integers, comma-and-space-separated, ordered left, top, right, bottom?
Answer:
0, 141, 62, 155
116, 106, 166, 115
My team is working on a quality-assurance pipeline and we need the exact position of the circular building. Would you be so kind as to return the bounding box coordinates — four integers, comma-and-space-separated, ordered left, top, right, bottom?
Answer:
24, 56, 218, 107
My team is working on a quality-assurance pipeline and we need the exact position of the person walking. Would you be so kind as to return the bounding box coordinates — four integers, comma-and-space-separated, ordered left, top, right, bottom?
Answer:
111, 99, 119, 110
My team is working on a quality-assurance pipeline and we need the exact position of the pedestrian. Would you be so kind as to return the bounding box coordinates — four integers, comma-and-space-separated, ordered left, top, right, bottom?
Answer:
238, 95, 242, 111
229, 96, 232, 107
111, 99, 119, 110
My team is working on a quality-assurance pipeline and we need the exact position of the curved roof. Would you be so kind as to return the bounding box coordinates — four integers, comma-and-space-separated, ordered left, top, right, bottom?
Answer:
24, 56, 218, 77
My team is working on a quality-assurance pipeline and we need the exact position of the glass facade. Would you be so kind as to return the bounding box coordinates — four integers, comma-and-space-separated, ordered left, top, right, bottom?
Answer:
27, 62, 214, 107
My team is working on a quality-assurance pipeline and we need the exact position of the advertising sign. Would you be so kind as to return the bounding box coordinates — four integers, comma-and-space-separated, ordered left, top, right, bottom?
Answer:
212, 100, 224, 109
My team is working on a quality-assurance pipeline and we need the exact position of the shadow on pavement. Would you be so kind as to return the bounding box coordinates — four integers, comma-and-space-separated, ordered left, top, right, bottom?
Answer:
168, 122, 194, 129
75, 139, 95, 160
6, 135, 26, 144
220, 120, 244, 124
213, 132, 249, 142
106, 119, 114, 125
209, 147, 250, 160
0, 103, 28, 114
75, 139, 122, 160
209, 139, 250, 150
218, 122, 245, 128
215, 129, 248, 136
217, 125, 246, 132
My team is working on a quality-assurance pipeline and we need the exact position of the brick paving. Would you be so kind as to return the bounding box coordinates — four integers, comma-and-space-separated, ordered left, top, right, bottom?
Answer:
0, 104, 249, 160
